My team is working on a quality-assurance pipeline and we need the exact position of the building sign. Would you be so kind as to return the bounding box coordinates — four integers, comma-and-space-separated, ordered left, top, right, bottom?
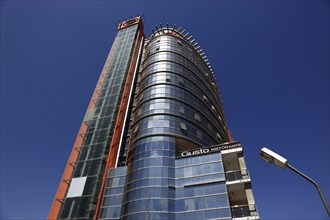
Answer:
176, 142, 242, 158
118, 17, 140, 30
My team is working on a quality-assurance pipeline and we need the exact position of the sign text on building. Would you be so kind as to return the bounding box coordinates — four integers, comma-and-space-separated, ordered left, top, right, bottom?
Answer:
176, 142, 242, 158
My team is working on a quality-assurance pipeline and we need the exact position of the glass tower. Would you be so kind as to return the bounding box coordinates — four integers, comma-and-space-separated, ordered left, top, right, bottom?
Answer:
49, 16, 259, 220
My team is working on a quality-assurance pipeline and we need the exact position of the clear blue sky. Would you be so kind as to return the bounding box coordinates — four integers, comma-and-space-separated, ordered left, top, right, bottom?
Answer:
1, 1, 329, 219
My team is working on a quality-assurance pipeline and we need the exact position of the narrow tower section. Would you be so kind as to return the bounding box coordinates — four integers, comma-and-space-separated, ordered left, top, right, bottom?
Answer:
48, 17, 144, 220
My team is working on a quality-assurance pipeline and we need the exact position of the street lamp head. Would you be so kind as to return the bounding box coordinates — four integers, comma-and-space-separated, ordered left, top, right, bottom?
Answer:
260, 148, 330, 215
259, 147, 288, 169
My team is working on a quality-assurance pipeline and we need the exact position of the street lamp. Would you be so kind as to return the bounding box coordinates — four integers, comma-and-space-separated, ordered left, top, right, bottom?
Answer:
259, 147, 330, 216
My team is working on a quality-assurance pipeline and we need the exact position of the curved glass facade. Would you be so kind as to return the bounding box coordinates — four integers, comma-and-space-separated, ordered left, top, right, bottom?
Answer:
117, 31, 231, 219
134, 33, 229, 146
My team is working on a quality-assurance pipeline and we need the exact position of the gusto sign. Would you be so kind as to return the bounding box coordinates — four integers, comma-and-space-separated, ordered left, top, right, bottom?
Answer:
177, 142, 242, 158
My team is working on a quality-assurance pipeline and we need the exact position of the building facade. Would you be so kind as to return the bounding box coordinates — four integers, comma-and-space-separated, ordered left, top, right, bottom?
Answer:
49, 17, 259, 220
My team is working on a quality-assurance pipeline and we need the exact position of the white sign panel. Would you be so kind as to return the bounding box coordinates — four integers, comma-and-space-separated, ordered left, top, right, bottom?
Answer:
66, 177, 87, 198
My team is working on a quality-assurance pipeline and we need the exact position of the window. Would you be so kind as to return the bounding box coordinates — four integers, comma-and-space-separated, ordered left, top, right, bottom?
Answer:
139, 94, 144, 101
196, 131, 202, 139
194, 113, 201, 121
111, 177, 120, 187
212, 105, 216, 112
147, 120, 154, 128
203, 95, 208, 102
184, 167, 193, 177
133, 125, 139, 134
216, 133, 221, 140
163, 120, 170, 127
185, 199, 195, 211
156, 47, 160, 51
166, 78, 171, 82
176, 199, 185, 212
179, 78, 184, 86
105, 207, 118, 218
177, 40, 182, 46
180, 123, 187, 131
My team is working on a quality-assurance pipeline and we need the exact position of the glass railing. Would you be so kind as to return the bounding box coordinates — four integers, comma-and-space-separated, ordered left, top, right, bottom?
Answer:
231, 204, 258, 218
225, 169, 250, 182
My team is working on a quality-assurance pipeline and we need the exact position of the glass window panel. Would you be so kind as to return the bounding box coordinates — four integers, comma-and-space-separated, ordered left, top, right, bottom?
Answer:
192, 165, 203, 176
191, 156, 200, 165
176, 213, 185, 220
119, 177, 126, 186
206, 210, 218, 219
107, 187, 123, 195
176, 168, 184, 178
184, 186, 194, 197
206, 183, 218, 195
195, 211, 206, 220
212, 173, 225, 181
176, 199, 185, 212
215, 194, 229, 207
100, 207, 107, 219
185, 211, 196, 220
209, 153, 221, 161
202, 164, 212, 174
176, 187, 184, 198
175, 159, 184, 167
184, 177, 194, 186
216, 208, 231, 218
195, 197, 206, 210
194, 176, 204, 185
184, 167, 193, 177
216, 183, 227, 193
185, 198, 195, 211
216, 163, 224, 173
205, 196, 217, 209
194, 185, 203, 196
102, 196, 111, 206
105, 207, 116, 218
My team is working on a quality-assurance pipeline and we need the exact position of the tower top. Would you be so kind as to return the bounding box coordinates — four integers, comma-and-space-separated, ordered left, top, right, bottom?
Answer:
117, 16, 143, 30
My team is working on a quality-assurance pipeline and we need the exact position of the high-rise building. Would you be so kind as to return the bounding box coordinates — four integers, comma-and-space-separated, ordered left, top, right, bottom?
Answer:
49, 16, 259, 220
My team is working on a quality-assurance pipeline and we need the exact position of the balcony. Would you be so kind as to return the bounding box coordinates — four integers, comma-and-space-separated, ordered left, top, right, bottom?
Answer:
231, 204, 259, 219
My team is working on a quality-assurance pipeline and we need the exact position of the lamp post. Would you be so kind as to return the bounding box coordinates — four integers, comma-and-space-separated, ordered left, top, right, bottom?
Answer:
259, 147, 330, 216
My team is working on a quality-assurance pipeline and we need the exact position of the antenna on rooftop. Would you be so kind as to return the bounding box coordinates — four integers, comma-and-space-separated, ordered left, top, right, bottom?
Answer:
180, 29, 185, 35
159, 23, 164, 32
171, 24, 175, 33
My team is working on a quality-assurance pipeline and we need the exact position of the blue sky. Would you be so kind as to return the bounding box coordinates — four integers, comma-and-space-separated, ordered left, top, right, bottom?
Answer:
1, 1, 329, 219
